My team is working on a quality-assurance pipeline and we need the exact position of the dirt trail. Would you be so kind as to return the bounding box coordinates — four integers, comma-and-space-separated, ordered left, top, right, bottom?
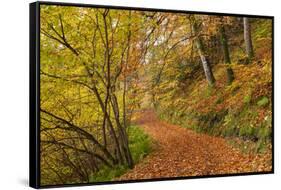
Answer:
119, 110, 271, 180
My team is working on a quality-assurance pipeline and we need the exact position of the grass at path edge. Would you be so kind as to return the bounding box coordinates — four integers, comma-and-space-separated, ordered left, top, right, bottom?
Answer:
90, 125, 153, 182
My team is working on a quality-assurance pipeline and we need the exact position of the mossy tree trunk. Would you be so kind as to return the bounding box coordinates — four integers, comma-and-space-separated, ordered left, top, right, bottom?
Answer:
219, 24, 234, 85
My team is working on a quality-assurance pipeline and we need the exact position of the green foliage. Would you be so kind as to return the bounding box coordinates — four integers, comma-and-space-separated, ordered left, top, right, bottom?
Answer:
239, 125, 255, 138
253, 19, 272, 40
90, 165, 128, 182
257, 96, 269, 107
90, 126, 152, 182
128, 126, 153, 163
243, 93, 252, 104
221, 124, 237, 137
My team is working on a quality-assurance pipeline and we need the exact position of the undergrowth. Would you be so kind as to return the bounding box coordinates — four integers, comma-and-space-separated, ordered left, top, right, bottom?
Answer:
89, 126, 152, 182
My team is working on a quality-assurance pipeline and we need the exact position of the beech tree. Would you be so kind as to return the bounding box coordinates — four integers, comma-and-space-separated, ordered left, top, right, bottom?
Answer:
190, 16, 216, 86
40, 7, 141, 184
243, 17, 254, 60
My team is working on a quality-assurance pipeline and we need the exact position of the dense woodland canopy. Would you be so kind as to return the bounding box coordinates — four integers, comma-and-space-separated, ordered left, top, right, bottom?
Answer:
40, 5, 272, 185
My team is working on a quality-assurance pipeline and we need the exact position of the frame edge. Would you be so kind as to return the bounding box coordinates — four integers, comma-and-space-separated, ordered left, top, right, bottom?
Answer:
29, 1, 40, 189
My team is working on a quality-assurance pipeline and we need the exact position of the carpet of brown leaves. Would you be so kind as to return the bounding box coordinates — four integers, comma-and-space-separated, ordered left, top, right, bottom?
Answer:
118, 110, 272, 180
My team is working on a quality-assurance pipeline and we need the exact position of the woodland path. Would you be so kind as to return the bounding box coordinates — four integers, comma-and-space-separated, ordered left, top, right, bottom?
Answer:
119, 110, 271, 180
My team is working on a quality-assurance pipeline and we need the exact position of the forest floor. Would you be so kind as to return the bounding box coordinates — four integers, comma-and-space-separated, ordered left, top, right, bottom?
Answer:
118, 110, 272, 180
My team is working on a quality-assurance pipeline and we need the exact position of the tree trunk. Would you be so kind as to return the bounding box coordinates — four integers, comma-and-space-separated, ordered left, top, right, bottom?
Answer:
219, 24, 234, 85
123, 12, 131, 129
243, 17, 254, 60
192, 22, 216, 86
110, 93, 134, 169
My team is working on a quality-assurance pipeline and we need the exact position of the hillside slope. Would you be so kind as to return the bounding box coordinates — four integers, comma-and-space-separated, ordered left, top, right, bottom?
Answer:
155, 19, 272, 154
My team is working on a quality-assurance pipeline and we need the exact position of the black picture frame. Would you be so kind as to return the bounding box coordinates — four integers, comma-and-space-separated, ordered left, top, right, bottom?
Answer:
30, 1, 274, 188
